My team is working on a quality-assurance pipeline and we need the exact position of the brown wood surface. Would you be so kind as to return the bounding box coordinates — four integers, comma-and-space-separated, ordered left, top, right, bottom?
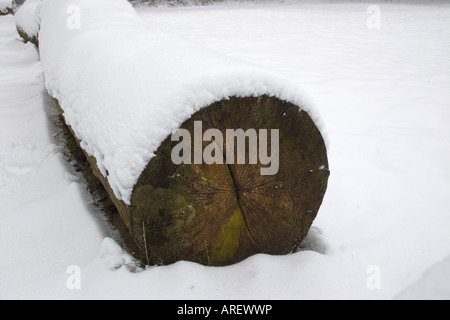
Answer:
131, 96, 329, 266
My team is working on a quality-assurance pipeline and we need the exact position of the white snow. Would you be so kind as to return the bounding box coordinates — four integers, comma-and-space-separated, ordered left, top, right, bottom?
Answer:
38, 0, 318, 205
0, 0, 11, 8
0, 0, 12, 8
395, 255, 450, 300
15, 0, 42, 39
0, 14, 107, 299
0, 0, 450, 300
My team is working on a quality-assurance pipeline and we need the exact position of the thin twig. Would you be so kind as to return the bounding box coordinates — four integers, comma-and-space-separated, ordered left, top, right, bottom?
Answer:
204, 240, 211, 266
142, 222, 150, 266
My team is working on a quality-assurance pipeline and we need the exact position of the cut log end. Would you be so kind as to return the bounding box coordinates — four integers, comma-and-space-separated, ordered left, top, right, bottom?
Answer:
53, 95, 329, 266
130, 95, 329, 266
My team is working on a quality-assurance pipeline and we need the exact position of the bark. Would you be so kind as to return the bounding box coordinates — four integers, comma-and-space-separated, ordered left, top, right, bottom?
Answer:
0, 7, 14, 16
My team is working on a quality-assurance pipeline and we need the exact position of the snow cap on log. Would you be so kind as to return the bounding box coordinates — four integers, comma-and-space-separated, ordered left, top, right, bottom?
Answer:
0, 0, 16, 15
38, 0, 324, 205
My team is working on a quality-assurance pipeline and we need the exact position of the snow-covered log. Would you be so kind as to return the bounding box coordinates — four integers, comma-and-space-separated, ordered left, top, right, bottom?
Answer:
20, 0, 329, 266
0, 0, 16, 15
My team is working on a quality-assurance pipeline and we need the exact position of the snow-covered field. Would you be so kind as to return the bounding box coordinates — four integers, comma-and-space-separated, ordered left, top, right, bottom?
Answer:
1, 1, 450, 299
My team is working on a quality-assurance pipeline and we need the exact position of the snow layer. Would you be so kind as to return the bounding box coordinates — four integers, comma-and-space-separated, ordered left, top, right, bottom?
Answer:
395, 255, 450, 300
15, 0, 42, 38
0, 0, 11, 9
0, 0, 14, 12
1, 1, 450, 300
38, 0, 318, 205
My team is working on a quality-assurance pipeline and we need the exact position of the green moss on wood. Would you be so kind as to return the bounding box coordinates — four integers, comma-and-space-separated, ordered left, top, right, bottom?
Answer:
210, 209, 247, 265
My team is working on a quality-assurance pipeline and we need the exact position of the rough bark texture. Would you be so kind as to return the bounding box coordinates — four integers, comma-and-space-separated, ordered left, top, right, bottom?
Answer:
51, 101, 145, 263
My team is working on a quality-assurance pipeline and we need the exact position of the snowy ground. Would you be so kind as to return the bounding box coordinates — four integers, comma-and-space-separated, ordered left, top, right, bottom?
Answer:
1, 1, 450, 299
